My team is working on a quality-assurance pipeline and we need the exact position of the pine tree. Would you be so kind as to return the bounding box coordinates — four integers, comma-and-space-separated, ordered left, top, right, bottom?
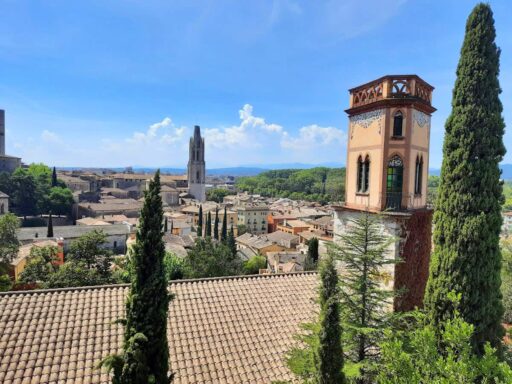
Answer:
213, 208, 219, 240
317, 255, 346, 384
46, 212, 53, 238
221, 207, 228, 242
227, 226, 237, 257
197, 205, 203, 237
164, 217, 168, 233
115, 170, 172, 383
51, 167, 58, 187
424, 3, 505, 355
206, 211, 212, 238
329, 211, 396, 382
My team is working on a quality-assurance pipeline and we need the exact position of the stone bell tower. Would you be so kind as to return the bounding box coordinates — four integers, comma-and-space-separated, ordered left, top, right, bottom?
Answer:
333, 75, 436, 311
187, 125, 206, 202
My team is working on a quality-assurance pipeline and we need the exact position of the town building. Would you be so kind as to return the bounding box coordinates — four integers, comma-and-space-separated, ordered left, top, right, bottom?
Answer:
276, 219, 311, 235
237, 204, 269, 235
0, 110, 21, 173
16, 224, 132, 254
187, 125, 206, 202
333, 75, 436, 311
9, 240, 64, 281
266, 251, 306, 274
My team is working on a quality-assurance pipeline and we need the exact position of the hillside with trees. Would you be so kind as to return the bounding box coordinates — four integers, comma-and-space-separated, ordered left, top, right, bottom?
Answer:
236, 167, 345, 203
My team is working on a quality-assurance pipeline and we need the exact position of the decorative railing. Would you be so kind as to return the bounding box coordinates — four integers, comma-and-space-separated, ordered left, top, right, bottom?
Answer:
350, 75, 433, 109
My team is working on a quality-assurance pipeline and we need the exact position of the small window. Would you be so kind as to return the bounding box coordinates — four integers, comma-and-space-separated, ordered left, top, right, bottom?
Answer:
393, 111, 403, 137
414, 156, 423, 195
356, 156, 370, 193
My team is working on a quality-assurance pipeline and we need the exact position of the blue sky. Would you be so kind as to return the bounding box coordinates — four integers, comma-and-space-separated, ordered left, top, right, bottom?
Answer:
0, 0, 511, 169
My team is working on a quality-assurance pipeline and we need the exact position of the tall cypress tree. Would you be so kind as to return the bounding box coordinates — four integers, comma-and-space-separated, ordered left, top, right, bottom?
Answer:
116, 170, 172, 383
47, 212, 53, 238
197, 205, 203, 237
206, 211, 212, 238
221, 207, 228, 242
213, 208, 219, 240
51, 167, 58, 187
227, 226, 237, 257
424, 3, 505, 354
164, 217, 168, 233
317, 254, 345, 384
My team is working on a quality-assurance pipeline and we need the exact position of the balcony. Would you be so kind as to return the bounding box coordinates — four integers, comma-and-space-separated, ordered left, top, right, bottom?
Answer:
348, 75, 434, 110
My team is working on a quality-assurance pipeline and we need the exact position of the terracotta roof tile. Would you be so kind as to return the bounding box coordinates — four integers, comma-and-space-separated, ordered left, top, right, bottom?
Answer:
0, 273, 318, 383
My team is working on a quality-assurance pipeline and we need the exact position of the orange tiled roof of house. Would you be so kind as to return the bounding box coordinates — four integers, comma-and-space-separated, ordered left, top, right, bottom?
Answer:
0, 272, 318, 384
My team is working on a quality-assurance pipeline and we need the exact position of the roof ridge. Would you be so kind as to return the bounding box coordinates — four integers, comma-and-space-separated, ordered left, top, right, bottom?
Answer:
0, 272, 318, 296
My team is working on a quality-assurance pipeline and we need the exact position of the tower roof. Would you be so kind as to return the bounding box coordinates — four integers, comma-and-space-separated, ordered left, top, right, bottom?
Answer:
346, 75, 436, 115
193, 125, 201, 140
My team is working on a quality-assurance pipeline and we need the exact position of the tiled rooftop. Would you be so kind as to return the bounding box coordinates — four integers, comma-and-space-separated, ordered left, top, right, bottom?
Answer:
0, 273, 318, 384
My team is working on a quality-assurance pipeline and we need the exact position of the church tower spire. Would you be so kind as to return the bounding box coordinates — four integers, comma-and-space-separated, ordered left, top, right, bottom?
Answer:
187, 125, 206, 202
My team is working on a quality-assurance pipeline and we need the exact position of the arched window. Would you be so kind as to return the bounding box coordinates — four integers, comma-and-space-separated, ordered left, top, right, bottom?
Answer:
356, 155, 370, 193
393, 111, 403, 137
386, 155, 404, 210
414, 156, 424, 195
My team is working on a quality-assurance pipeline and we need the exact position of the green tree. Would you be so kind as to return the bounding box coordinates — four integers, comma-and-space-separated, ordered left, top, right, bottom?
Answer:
213, 208, 219, 240
329, 212, 396, 382
115, 170, 172, 383
237, 224, 247, 236
51, 167, 58, 187
0, 172, 13, 196
0, 213, 20, 265
243, 255, 266, 274
47, 212, 54, 238
11, 168, 38, 217
377, 303, 512, 383
221, 207, 228, 242
206, 188, 235, 203
18, 245, 59, 285
197, 205, 203, 237
186, 237, 241, 278
0, 274, 12, 291
306, 238, 320, 270
501, 238, 512, 323
47, 187, 74, 216
164, 252, 185, 281
164, 217, 168, 233
317, 255, 346, 384
45, 261, 105, 288
67, 229, 114, 280
424, 3, 506, 354
205, 211, 212, 238
227, 226, 237, 257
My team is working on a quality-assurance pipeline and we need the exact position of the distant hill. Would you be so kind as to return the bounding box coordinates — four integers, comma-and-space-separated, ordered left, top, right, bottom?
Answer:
429, 164, 512, 180
236, 167, 345, 203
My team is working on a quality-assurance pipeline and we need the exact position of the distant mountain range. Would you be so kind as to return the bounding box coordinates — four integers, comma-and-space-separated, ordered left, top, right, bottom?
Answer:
59, 163, 512, 179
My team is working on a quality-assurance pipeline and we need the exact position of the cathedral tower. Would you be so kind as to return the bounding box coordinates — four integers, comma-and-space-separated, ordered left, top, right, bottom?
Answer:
334, 75, 436, 310
187, 125, 206, 202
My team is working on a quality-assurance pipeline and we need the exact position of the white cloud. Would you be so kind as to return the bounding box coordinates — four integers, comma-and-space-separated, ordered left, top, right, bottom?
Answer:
281, 124, 345, 149
127, 116, 174, 144
41, 130, 62, 144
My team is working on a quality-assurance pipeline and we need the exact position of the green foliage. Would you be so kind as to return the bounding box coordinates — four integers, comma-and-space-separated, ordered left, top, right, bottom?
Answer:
51, 167, 58, 187
377, 308, 512, 383
427, 175, 440, 208
503, 182, 512, 210
197, 205, 203, 237
18, 245, 58, 285
329, 212, 397, 382
0, 274, 12, 291
45, 261, 105, 288
227, 226, 237, 257
0, 213, 20, 264
47, 187, 74, 216
2, 164, 72, 217
243, 255, 266, 275
213, 208, 219, 240
221, 207, 228, 242
236, 167, 345, 203
237, 224, 247, 236
67, 229, 114, 281
185, 237, 242, 278
206, 188, 235, 203
317, 255, 346, 384
164, 252, 185, 281
116, 170, 172, 383
305, 238, 319, 270
425, 3, 505, 355
47, 212, 53, 238
501, 238, 512, 324
287, 321, 321, 384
